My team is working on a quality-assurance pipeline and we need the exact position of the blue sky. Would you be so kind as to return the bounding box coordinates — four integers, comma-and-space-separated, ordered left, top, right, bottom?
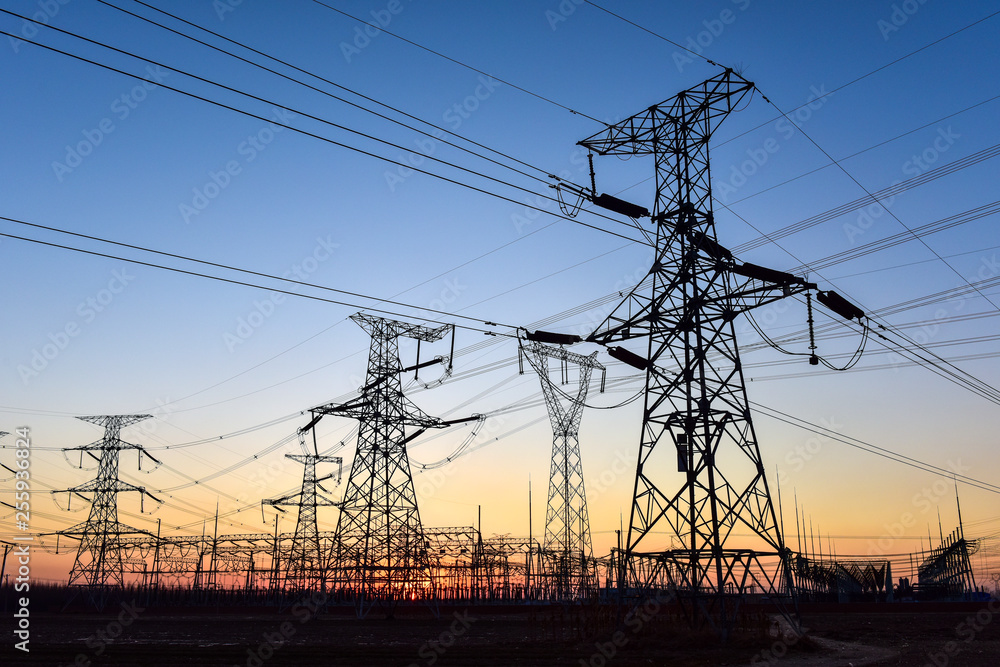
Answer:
2, 0, 999, 581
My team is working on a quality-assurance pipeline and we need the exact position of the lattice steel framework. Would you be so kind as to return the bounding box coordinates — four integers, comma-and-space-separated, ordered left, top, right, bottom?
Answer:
263, 427, 341, 593
522, 340, 603, 598
581, 70, 810, 634
918, 527, 979, 598
317, 314, 450, 615
57, 415, 161, 608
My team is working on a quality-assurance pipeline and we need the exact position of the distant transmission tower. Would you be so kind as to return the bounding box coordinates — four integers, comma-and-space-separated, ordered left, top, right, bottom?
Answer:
263, 422, 341, 593
580, 69, 824, 634
315, 314, 456, 616
57, 415, 162, 608
521, 336, 604, 598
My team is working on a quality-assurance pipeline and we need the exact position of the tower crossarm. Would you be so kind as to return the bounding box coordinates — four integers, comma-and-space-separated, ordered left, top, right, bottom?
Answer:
571, 70, 812, 633
579, 70, 754, 157
588, 267, 815, 347
57, 477, 148, 496
521, 340, 602, 433
522, 338, 605, 371
312, 397, 444, 429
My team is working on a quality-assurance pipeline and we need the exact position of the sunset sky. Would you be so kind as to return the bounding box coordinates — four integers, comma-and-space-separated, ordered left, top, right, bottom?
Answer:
2, 1, 999, 585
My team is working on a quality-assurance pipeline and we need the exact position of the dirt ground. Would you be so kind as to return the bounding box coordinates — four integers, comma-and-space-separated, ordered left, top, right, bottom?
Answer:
4, 603, 1000, 666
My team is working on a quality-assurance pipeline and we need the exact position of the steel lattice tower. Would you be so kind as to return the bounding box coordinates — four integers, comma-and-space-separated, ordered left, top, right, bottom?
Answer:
316, 314, 451, 615
57, 415, 161, 608
264, 427, 341, 592
522, 340, 604, 598
582, 70, 811, 634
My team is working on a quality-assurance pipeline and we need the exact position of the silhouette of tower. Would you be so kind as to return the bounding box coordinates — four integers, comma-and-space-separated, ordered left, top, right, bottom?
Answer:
316, 314, 452, 616
264, 426, 341, 592
582, 70, 814, 634
57, 415, 161, 608
521, 338, 604, 598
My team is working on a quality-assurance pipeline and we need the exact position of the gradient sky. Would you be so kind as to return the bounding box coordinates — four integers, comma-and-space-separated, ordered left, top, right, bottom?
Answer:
1, 0, 999, 585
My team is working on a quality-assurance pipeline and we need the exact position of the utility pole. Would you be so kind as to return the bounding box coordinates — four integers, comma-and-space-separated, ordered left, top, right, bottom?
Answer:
577, 69, 847, 636
316, 313, 467, 617
521, 337, 604, 599
56, 415, 162, 609
263, 424, 341, 593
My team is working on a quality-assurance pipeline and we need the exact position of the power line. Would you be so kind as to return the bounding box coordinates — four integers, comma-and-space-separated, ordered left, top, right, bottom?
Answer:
310, 0, 604, 123
752, 402, 1000, 496
760, 92, 1000, 314
21, 5, 995, 430
100, 0, 556, 187
712, 9, 1000, 150
582, 1, 724, 69
4, 6, 631, 232
0, 19, 648, 247
725, 92, 1000, 208
0, 213, 513, 332
791, 199, 1000, 274
730, 142, 1000, 255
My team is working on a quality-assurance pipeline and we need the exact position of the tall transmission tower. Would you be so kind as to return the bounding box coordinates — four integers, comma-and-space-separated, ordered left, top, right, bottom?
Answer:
580, 69, 821, 634
315, 313, 456, 616
56, 415, 162, 608
521, 338, 604, 598
263, 424, 341, 592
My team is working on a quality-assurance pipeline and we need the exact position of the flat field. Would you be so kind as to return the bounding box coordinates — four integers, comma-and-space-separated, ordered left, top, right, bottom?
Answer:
5, 603, 1000, 666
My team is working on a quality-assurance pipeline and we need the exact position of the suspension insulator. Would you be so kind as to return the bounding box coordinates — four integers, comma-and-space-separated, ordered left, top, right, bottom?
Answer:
592, 193, 650, 219
689, 231, 732, 261
816, 290, 865, 321
732, 262, 801, 285
608, 346, 649, 371
525, 330, 582, 345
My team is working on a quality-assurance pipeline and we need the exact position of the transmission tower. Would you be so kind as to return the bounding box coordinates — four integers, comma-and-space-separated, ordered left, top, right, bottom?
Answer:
57, 415, 162, 608
315, 313, 455, 616
263, 423, 341, 593
579, 69, 823, 634
521, 337, 604, 598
